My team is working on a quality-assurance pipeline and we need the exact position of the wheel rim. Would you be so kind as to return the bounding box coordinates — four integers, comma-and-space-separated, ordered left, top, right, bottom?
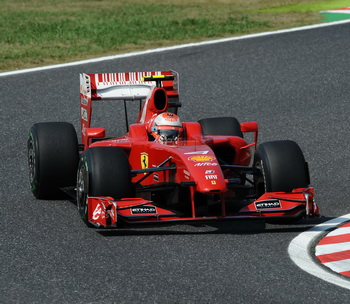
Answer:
254, 160, 266, 197
76, 162, 88, 220
27, 134, 36, 190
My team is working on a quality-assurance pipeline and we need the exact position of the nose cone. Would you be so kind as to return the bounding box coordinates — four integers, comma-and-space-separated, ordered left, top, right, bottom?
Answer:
185, 155, 227, 193
195, 170, 227, 193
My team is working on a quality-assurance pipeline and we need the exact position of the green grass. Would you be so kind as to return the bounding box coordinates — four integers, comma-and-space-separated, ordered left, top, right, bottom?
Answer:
0, 0, 349, 72
260, 0, 350, 12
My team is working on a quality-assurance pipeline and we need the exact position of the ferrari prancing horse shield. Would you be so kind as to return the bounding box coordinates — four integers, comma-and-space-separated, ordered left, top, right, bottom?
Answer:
141, 152, 148, 174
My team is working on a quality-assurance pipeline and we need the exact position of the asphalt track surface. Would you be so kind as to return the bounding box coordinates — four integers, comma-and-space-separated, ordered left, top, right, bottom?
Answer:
1, 22, 350, 303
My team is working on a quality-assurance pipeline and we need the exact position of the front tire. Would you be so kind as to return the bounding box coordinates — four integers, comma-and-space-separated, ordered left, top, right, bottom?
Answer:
254, 140, 310, 196
76, 147, 134, 226
27, 122, 79, 199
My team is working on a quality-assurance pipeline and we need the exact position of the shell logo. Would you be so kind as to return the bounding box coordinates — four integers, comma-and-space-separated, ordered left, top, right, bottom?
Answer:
188, 156, 214, 162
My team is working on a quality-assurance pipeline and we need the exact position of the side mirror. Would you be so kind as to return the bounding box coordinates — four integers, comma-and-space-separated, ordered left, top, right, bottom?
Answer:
240, 122, 258, 151
86, 128, 106, 139
240, 122, 258, 133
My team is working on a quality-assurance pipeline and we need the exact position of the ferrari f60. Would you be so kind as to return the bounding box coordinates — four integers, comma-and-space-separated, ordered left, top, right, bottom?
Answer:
27, 70, 320, 228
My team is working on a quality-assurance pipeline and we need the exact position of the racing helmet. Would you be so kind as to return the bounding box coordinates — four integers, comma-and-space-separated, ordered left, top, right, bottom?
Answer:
151, 112, 182, 141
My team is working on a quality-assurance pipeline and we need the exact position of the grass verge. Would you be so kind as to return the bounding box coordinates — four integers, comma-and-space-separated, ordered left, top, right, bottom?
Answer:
0, 0, 348, 72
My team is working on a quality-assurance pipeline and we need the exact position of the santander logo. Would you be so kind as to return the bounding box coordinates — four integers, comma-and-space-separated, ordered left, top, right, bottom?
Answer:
188, 156, 214, 162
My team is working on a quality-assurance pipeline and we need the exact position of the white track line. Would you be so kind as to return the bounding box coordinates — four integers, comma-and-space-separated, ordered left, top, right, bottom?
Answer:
1, 19, 350, 77
288, 214, 350, 290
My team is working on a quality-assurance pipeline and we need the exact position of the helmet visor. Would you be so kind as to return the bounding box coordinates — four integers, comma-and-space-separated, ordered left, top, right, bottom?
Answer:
158, 129, 180, 141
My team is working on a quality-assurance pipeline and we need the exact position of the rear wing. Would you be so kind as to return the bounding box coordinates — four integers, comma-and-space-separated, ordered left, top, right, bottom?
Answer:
80, 70, 178, 101
79, 70, 180, 147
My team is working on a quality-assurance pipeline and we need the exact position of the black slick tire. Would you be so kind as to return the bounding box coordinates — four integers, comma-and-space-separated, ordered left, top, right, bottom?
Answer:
198, 117, 243, 137
253, 140, 310, 196
76, 147, 134, 226
27, 122, 79, 199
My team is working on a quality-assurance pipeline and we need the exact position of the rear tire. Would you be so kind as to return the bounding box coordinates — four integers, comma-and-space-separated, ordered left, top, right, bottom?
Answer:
198, 117, 243, 166
76, 147, 134, 226
27, 122, 79, 199
198, 117, 243, 137
254, 140, 310, 196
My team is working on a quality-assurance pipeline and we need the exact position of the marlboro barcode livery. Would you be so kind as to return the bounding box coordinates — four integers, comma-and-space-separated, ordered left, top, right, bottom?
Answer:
27, 70, 320, 228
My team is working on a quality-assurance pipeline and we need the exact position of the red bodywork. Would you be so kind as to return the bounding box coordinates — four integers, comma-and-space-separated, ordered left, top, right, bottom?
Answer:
79, 71, 320, 228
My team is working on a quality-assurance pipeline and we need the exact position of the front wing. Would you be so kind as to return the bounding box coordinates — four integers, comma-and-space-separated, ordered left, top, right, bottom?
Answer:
87, 188, 319, 228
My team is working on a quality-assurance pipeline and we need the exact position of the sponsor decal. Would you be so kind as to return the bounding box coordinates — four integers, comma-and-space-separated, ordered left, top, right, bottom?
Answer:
109, 80, 144, 85
154, 173, 159, 182
184, 151, 209, 155
82, 125, 87, 136
80, 74, 91, 97
183, 170, 190, 180
140, 152, 148, 174
255, 200, 281, 209
92, 202, 104, 220
81, 97, 88, 106
194, 162, 218, 167
160, 112, 178, 122
205, 175, 217, 180
205, 170, 215, 174
188, 156, 214, 162
107, 208, 114, 219
81, 108, 88, 121
131, 206, 157, 214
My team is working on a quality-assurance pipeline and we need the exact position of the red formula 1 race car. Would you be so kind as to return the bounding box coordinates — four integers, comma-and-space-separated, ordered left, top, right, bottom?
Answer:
27, 70, 320, 228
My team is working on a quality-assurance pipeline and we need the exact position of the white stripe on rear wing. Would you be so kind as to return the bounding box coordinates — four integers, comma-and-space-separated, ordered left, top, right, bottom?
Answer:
80, 70, 178, 101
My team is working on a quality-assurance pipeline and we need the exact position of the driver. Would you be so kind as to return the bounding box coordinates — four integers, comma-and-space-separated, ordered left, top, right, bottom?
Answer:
150, 112, 183, 142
